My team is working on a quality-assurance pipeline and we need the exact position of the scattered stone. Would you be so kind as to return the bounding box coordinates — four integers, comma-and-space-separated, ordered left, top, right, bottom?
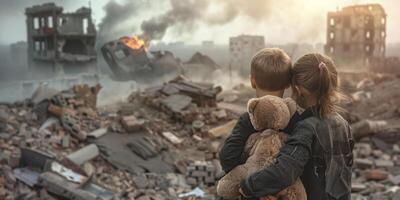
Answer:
212, 110, 227, 120
364, 169, 389, 181
61, 134, 70, 148
352, 183, 367, 192
208, 120, 237, 139
375, 159, 395, 168
355, 158, 374, 169
354, 143, 372, 157
162, 132, 183, 145
121, 115, 145, 132
389, 175, 400, 185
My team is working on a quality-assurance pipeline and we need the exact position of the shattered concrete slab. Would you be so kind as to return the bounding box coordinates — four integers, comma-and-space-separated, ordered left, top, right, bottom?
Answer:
67, 144, 99, 166
39, 172, 107, 200
95, 132, 175, 174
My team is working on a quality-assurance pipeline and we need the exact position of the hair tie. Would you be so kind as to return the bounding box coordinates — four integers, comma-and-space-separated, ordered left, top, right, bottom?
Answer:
319, 62, 327, 70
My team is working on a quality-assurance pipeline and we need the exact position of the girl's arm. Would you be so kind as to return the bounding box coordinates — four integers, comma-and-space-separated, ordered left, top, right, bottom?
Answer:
239, 122, 314, 198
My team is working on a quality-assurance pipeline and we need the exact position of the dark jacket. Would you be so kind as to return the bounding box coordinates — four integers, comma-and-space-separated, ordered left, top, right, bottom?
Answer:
239, 108, 354, 200
218, 112, 301, 200
219, 112, 301, 173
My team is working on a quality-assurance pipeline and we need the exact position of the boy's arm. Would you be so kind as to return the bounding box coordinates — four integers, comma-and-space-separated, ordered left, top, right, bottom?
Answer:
219, 113, 256, 173
239, 123, 314, 198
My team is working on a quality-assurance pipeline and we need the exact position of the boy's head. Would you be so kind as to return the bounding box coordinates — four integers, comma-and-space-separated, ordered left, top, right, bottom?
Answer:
250, 48, 292, 93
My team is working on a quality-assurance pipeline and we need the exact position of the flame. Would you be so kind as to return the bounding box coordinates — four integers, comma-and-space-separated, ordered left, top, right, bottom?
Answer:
120, 35, 145, 50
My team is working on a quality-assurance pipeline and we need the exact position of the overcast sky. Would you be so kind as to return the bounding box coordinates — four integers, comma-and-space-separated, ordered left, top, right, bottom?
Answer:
0, 0, 398, 45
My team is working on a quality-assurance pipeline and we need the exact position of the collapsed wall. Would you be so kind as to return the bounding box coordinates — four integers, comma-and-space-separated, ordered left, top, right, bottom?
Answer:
325, 4, 386, 71
25, 3, 97, 78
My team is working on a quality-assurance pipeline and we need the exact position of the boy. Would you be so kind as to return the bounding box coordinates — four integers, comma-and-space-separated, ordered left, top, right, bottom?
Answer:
218, 48, 300, 199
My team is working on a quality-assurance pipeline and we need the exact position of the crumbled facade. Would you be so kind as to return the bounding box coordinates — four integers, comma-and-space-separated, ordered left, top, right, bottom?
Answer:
229, 35, 265, 76
25, 3, 97, 78
325, 4, 386, 71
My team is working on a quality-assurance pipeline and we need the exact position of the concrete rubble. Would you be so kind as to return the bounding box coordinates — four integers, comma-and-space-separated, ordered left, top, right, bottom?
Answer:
0, 72, 399, 199
0, 77, 233, 200
342, 73, 400, 199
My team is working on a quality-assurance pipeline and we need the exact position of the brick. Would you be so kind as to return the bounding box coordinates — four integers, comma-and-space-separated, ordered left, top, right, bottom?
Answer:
121, 115, 145, 132
363, 169, 389, 181
191, 171, 208, 177
390, 175, 400, 185
48, 104, 63, 118
186, 177, 197, 185
375, 159, 394, 168
204, 177, 215, 184
62, 135, 70, 148
354, 158, 373, 169
351, 183, 366, 192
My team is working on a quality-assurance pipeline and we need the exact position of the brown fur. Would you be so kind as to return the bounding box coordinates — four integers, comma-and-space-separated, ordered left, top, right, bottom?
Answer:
217, 96, 307, 200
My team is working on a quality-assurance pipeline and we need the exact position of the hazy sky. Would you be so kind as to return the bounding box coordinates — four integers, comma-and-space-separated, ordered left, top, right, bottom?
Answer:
0, 0, 398, 45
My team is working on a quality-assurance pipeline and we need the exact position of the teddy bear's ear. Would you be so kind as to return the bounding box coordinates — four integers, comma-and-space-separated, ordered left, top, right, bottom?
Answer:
247, 98, 259, 115
283, 98, 297, 117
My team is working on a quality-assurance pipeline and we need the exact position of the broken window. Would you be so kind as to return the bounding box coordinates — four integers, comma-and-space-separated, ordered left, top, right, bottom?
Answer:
330, 32, 335, 40
364, 17, 372, 26
48, 16, 53, 28
34, 41, 41, 51
60, 17, 67, 26
115, 50, 126, 59
330, 18, 335, 26
329, 46, 334, 53
83, 18, 88, 34
366, 31, 371, 39
381, 17, 386, 25
33, 17, 39, 29
63, 39, 86, 55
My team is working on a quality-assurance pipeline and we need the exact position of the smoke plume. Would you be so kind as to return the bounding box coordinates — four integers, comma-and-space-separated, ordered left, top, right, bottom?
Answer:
97, 0, 143, 45
138, 0, 323, 42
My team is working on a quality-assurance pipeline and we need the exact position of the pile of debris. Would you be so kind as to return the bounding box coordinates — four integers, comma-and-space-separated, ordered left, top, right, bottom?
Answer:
0, 84, 132, 199
1, 72, 398, 199
340, 73, 400, 199
128, 75, 223, 124
352, 137, 400, 199
182, 52, 221, 80
0, 76, 240, 199
344, 74, 400, 124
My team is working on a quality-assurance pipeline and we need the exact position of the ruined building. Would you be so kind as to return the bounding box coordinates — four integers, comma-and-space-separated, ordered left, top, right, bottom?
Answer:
325, 4, 386, 71
229, 35, 265, 76
25, 3, 97, 78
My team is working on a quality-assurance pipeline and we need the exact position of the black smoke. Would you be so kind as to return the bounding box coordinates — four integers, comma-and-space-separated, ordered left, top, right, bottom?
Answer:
97, 0, 143, 45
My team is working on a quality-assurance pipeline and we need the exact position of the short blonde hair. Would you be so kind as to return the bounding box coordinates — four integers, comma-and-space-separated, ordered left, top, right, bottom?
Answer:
250, 48, 292, 91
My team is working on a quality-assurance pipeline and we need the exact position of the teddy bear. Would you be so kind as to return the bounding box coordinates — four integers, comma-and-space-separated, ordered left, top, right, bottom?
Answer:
217, 95, 307, 200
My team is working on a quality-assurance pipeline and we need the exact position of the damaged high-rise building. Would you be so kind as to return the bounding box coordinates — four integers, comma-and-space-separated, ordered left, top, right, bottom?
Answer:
229, 35, 265, 76
325, 4, 386, 71
25, 3, 97, 78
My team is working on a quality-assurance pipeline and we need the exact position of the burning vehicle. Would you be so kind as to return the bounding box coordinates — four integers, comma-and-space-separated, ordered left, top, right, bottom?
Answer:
101, 36, 182, 82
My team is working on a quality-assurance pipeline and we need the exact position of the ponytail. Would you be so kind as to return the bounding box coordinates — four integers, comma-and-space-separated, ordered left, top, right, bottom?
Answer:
317, 62, 333, 117
292, 53, 345, 117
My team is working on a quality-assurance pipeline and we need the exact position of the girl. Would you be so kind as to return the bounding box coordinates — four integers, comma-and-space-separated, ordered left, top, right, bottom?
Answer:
239, 53, 354, 200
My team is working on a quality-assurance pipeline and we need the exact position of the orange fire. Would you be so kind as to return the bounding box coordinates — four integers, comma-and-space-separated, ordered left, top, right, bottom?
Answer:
120, 35, 145, 50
